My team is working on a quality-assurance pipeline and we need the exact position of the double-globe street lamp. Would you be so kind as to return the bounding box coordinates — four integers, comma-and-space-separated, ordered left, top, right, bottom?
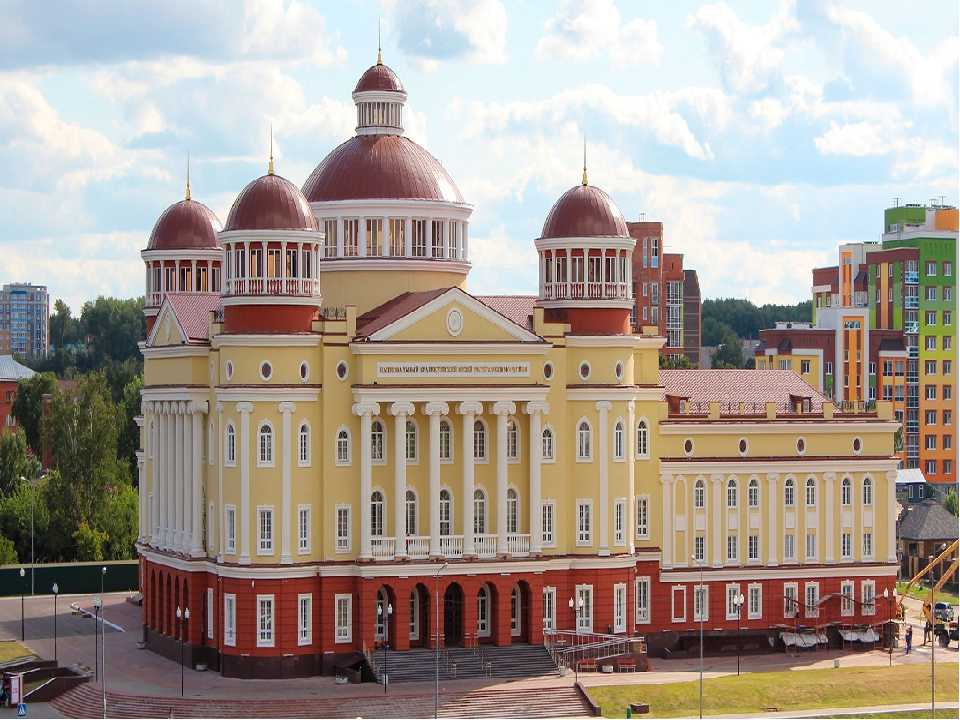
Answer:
176, 606, 190, 697
692, 555, 705, 719
732, 592, 745, 677
377, 602, 393, 693
19, 568, 26, 641
52, 582, 59, 665
567, 596, 585, 681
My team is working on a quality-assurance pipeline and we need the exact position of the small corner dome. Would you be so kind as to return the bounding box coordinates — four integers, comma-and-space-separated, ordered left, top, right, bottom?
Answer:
223, 174, 318, 232
354, 63, 405, 94
540, 184, 629, 239
147, 199, 221, 251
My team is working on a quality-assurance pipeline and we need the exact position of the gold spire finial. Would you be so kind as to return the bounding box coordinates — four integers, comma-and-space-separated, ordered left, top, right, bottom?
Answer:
268, 124, 275, 175
377, 19, 383, 65
581, 137, 588, 186
185, 151, 191, 201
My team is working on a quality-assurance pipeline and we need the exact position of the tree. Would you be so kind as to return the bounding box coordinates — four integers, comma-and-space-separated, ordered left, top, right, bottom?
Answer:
49, 299, 82, 351
117, 374, 144, 479
11, 372, 57, 455
0, 534, 17, 565
97, 483, 139, 560
945, 490, 959, 518
702, 297, 811, 340
712, 327, 744, 368
0, 476, 50, 563
660, 354, 693, 369
80, 297, 145, 367
73, 522, 107, 561
0, 428, 39, 496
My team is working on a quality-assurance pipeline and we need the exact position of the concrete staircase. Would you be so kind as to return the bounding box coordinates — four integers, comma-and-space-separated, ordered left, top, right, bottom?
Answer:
376, 643, 560, 683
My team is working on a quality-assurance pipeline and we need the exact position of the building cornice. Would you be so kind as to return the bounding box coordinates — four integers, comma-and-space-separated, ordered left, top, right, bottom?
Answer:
659, 420, 900, 435
213, 334, 322, 348
141, 249, 223, 262
565, 335, 665, 349
316, 258, 470, 274
660, 457, 899, 475
662, 563, 898, 583
349, 341, 551, 356
353, 385, 549, 405
215, 387, 321, 403
142, 345, 210, 359
566, 386, 664, 402
220, 295, 323, 308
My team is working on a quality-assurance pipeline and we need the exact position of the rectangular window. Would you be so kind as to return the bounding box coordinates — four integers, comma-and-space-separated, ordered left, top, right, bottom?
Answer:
614, 499, 625, 546
671, 586, 686, 623
257, 595, 275, 647
576, 500, 592, 545
926, 311, 937, 326
298, 505, 311, 554
784, 583, 798, 619
748, 584, 762, 620
541, 501, 555, 546
335, 594, 352, 643
945, 435, 953, 450
784, 533, 795, 561
206, 588, 214, 640
861, 580, 876, 616
926, 434, 937, 450
613, 583, 627, 633
576, 585, 594, 632
542, 587, 556, 631
636, 577, 651, 624
224, 594, 236, 646
726, 584, 741, 620
225, 505, 236, 554
694, 535, 705, 562
841, 532, 852, 559
946, 410, 954, 425
946, 286, 954, 301
257, 506, 273, 555
945, 261, 953, 277
862, 531, 873, 558
805, 530, 817, 560
635, 495, 649, 539
841, 580, 854, 616
336, 504, 351, 553
945, 360, 953, 375
693, 584, 708, 622
926, 360, 938, 375
801, 359, 812, 374
298, 594, 312, 646
804, 582, 819, 618
748, 534, 759, 561
726, 534, 738, 562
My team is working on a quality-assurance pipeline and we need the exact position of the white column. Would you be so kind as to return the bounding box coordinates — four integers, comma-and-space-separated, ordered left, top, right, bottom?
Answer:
493, 401, 515, 555
336, 217, 344, 256
174, 403, 184, 551
404, 217, 413, 256
237, 402, 253, 564
151, 404, 160, 545
711, 474, 723, 567
190, 402, 206, 557
824, 472, 835, 563
596, 401, 611, 556
462, 222, 469, 260
660, 473, 673, 568
358, 218, 367, 257
352, 402, 380, 560
626, 400, 636, 555
183, 401, 193, 551
279, 401, 296, 564
885, 470, 897, 562
425, 402, 448, 557
442, 218, 449, 258
382, 217, 390, 256
136, 450, 145, 543
162, 403, 172, 548
216, 402, 224, 561
426, 219, 434, 259
391, 401, 415, 558
525, 402, 548, 555
459, 401, 483, 557
767, 473, 779, 566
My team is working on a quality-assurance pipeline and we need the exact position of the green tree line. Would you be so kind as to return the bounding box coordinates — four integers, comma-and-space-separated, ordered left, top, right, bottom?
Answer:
701, 297, 811, 369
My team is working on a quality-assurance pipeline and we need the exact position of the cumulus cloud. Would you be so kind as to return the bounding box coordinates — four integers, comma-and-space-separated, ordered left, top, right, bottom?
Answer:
536, 0, 662, 66
813, 121, 892, 157
390, 0, 508, 67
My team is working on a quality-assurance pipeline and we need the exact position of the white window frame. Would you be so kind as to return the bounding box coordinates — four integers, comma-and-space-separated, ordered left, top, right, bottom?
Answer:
725, 583, 741, 621
473, 419, 488, 462
613, 583, 627, 633
224, 423, 236, 466
439, 419, 453, 463
635, 419, 649, 459
541, 425, 555, 463
805, 477, 816, 506
693, 584, 708, 622
257, 505, 274, 555
748, 583, 762, 620
406, 489, 418, 537
841, 531, 852, 559
613, 498, 626, 546
206, 588, 214, 640
575, 584, 594, 632
805, 530, 817, 561
370, 490, 385, 538
506, 487, 520, 534
804, 581, 819, 618
636, 576, 651, 625
575, 418, 592, 462
726, 478, 737, 508
784, 532, 795, 561
405, 419, 419, 464
298, 421, 311, 467
694, 534, 705, 562
256, 594, 275, 648
335, 504, 351, 553
726, 533, 738, 563
613, 419, 625, 461
783, 582, 798, 619
862, 530, 873, 559
671, 585, 686, 623
224, 593, 236, 646
576, 499, 592, 546
208, 502, 215, 551
224, 504, 236, 554
506, 417, 520, 463
862, 477, 873, 506
841, 477, 852, 506
334, 426, 351, 467
298, 593, 312, 646
840, 579, 855, 617
541, 500, 556, 547
370, 419, 386, 465
635, 495, 649, 539
335, 594, 353, 643
543, 586, 556, 632
257, 421, 275, 467
297, 504, 311, 554
694, 479, 705, 509
748, 533, 760, 562
861, 580, 876, 616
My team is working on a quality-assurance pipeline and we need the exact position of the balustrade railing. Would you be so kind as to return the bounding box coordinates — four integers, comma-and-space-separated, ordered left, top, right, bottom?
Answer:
405, 536, 430, 559
544, 629, 646, 672
371, 536, 396, 559
475, 534, 497, 558
542, 281, 629, 301
507, 533, 530, 556
225, 276, 320, 297
439, 535, 464, 558
147, 291, 163, 307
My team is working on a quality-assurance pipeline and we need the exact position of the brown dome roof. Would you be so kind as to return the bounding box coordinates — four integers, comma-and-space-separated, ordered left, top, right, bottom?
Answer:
540, 184, 629, 239
147, 199, 221, 251
354, 63, 405, 94
224, 174, 318, 232
302, 135, 463, 203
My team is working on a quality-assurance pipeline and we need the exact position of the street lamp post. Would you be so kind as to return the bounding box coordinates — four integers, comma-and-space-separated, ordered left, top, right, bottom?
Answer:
883, 588, 893, 668
52, 582, 59, 665
176, 606, 189, 697
693, 555, 705, 719
434, 563, 447, 720
93, 595, 101, 682
378, 603, 393, 694
100, 566, 107, 720
20, 474, 35, 596
733, 593, 745, 677
19, 568, 25, 641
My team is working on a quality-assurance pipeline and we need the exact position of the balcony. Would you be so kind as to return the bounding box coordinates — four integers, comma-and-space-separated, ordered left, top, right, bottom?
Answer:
224, 277, 320, 297
371, 533, 533, 560
406, 536, 430, 559
904, 297, 919, 310
371, 536, 396, 559
439, 535, 464, 558
542, 281, 629, 301
507, 533, 531, 556
904, 321, 919, 334
905, 270, 919, 284
147, 291, 163, 308
476, 534, 497, 558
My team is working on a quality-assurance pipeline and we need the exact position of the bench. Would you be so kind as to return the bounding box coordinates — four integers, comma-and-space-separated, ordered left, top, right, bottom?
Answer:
617, 660, 637, 672
577, 658, 597, 672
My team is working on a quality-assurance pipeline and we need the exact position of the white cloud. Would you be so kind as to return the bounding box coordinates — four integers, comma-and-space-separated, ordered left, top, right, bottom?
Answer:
536, 0, 662, 66
813, 120, 891, 157
390, 0, 507, 65
748, 98, 788, 130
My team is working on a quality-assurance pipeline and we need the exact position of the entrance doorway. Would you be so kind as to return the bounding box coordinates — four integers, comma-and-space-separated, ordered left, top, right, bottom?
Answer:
443, 583, 464, 646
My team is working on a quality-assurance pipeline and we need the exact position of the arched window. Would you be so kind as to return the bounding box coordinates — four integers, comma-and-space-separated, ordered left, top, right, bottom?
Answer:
805, 477, 816, 506
439, 420, 452, 461
748, 478, 759, 508
335, 428, 350, 466
258, 423, 273, 466
613, 421, 624, 460
506, 419, 519, 460
542, 426, 554, 461
405, 490, 417, 536
784, 477, 795, 506
841, 477, 852, 506
694, 479, 705, 509
477, 585, 491, 636
473, 420, 486, 461
225, 423, 236, 465
507, 488, 519, 533
298, 423, 311, 466
371, 420, 385, 462
726, 478, 737, 508
473, 489, 486, 535
862, 477, 873, 506
370, 491, 384, 537
577, 420, 592, 460
439, 489, 452, 536
405, 420, 417, 461
636, 420, 649, 458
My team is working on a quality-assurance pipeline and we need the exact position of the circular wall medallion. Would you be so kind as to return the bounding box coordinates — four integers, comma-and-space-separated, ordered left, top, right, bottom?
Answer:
578, 361, 591, 381
796, 437, 806, 455
543, 361, 554, 380
615, 361, 624, 381
446, 308, 464, 337
336, 361, 348, 381
299, 361, 310, 383
259, 361, 272, 381
684, 438, 694, 456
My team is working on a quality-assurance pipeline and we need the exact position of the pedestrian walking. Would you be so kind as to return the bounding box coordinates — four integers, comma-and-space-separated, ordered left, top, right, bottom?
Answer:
904, 624, 913, 654
923, 619, 932, 645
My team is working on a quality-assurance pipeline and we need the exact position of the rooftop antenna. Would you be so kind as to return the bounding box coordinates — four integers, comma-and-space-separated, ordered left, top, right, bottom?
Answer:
893, 196, 900, 208
377, 19, 383, 65
640, 211, 646, 221
581, 136, 588, 186
268, 124, 275, 175
185, 151, 191, 201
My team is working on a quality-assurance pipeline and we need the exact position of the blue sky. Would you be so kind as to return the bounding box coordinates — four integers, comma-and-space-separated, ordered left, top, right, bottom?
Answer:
0, 0, 956, 311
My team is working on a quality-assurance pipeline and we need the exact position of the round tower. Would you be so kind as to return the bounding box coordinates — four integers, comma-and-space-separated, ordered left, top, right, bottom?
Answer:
534, 165, 635, 334
301, 52, 472, 314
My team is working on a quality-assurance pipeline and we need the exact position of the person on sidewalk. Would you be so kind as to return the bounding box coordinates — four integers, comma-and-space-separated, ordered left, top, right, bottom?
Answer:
923, 619, 932, 645
904, 624, 913, 654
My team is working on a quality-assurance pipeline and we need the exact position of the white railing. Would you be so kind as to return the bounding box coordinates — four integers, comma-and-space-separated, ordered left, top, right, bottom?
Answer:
225, 276, 320, 297
475, 534, 497, 558
543, 281, 629, 301
544, 630, 646, 672
904, 270, 919, 284
147, 291, 163, 307
904, 296, 919, 309
440, 535, 464, 558
371, 536, 395, 559
507, 533, 530, 556
406, 536, 430, 559
853, 291, 868, 307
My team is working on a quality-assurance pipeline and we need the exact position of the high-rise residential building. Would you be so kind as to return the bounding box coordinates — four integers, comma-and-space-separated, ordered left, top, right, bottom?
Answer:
0, 282, 49, 357
628, 222, 701, 365
757, 203, 957, 486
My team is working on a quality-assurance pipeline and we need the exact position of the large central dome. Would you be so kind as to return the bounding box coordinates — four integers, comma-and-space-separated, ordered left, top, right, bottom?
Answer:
302, 134, 463, 204
540, 184, 629, 239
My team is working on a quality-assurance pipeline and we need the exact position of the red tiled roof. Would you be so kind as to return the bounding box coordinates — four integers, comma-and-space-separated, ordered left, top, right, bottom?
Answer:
224, 174, 318, 232
165, 293, 221, 342
541, 184, 629, 239
355, 288, 449, 337
659, 369, 825, 410
302, 135, 463, 203
354, 63, 405, 93
475, 295, 536, 330
147, 199, 221, 251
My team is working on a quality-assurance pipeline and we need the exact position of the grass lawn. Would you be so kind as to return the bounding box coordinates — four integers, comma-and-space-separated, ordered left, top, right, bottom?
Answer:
0, 640, 34, 664
896, 581, 960, 607
588, 663, 959, 718
809, 711, 959, 719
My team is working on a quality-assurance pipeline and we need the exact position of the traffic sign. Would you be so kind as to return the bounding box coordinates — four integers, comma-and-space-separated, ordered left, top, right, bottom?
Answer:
17, 702, 27, 716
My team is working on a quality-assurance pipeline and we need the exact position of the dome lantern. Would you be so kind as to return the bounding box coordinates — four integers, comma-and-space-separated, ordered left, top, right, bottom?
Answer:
352, 51, 407, 136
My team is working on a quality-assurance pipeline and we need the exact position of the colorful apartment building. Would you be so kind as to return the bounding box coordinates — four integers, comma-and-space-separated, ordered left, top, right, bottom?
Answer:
758, 203, 957, 486
0, 282, 49, 358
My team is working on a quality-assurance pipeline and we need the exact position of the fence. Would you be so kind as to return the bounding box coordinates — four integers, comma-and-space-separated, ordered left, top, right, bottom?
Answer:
0, 560, 139, 597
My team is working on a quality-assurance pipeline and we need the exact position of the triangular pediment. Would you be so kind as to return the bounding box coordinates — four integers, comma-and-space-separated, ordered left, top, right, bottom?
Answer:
367, 288, 542, 343
146, 300, 188, 347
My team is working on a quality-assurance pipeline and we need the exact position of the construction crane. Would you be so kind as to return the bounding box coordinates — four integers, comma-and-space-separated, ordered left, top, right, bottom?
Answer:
898, 539, 959, 648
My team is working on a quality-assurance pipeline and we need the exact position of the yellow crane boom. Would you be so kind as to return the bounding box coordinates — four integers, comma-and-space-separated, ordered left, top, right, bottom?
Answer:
898, 539, 959, 621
